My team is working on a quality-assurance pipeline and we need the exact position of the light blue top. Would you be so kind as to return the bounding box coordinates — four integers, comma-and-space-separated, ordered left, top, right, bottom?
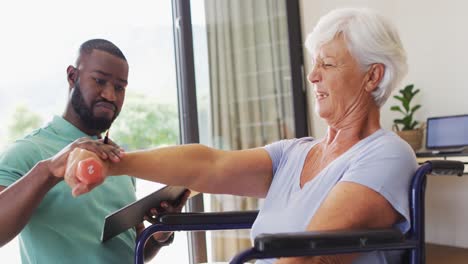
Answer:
251, 129, 418, 264
0, 116, 137, 264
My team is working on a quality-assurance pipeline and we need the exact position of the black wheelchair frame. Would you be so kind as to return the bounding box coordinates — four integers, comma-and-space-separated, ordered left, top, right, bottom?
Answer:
134, 160, 464, 264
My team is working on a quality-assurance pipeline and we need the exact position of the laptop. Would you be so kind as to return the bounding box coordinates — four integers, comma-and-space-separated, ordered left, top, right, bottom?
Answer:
416, 114, 468, 156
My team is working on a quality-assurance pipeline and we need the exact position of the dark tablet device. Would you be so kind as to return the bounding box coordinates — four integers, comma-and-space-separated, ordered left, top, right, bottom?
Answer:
101, 185, 188, 242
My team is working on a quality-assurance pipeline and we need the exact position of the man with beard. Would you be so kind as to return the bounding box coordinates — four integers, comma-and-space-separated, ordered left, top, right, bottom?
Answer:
0, 39, 184, 263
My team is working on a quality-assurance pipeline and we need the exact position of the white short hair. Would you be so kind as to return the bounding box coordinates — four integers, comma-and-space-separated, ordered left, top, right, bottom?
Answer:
305, 8, 408, 107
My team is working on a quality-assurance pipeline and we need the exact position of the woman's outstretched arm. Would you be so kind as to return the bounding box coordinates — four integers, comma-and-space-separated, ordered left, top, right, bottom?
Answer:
71, 143, 274, 198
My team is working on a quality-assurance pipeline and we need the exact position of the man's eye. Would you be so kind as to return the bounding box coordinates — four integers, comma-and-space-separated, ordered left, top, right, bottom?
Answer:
322, 63, 334, 68
115, 85, 125, 92
95, 78, 106, 85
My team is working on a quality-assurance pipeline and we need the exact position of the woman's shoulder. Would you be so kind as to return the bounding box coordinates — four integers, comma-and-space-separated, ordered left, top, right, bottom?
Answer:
294, 136, 316, 144
377, 129, 414, 150
279, 136, 317, 149
264, 137, 317, 156
360, 129, 416, 159
266, 137, 316, 147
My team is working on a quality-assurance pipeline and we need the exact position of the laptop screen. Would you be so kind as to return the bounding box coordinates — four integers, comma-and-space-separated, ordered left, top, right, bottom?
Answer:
426, 115, 468, 149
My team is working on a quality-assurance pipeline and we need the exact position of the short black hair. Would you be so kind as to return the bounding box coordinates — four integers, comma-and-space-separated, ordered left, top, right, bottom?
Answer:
75, 39, 127, 66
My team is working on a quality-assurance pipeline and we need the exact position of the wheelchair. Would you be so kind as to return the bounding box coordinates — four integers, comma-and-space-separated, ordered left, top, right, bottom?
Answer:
135, 160, 465, 264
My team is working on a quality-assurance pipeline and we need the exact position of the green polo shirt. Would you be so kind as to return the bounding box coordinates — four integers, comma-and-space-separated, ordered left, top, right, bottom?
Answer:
0, 116, 137, 264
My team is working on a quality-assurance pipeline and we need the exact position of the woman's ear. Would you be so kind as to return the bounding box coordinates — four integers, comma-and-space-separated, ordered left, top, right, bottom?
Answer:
365, 63, 385, 92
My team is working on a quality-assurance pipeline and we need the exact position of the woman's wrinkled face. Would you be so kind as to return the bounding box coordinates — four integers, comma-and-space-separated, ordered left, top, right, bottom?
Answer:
307, 36, 370, 126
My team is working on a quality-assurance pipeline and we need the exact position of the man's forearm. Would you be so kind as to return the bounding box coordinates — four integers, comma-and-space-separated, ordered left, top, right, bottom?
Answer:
0, 161, 61, 246
142, 233, 175, 262
136, 222, 174, 262
143, 236, 163, 262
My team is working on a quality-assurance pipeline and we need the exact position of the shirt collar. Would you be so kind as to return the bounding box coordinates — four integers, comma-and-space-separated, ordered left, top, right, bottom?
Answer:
49, 115, 100, 141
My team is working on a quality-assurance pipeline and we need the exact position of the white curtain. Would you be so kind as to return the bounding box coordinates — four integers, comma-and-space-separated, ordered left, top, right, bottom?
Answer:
204, 0, 294, 261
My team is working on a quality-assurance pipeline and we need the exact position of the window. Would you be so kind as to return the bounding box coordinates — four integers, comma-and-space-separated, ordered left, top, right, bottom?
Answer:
0, 1, 188, 263
0, 1, 305, 263
188, 0, 306, 262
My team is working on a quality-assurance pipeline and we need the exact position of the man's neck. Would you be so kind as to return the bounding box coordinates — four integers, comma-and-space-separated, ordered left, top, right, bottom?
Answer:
62, 108, 102, 137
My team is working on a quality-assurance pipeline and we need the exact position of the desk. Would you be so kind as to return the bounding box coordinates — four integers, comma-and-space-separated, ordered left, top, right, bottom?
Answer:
416, 152, 468, 249
416, 152, 468, 174
426, 243, 468, 264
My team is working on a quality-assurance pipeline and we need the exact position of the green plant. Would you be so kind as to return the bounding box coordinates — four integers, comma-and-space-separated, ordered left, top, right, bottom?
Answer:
390, 84, 421, 131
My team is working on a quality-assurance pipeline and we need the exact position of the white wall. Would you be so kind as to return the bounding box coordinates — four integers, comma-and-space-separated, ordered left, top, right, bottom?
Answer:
299, 0, 468, 247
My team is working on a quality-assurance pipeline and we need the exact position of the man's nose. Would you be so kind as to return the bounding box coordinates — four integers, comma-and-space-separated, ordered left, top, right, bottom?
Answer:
100, 85, 116, 101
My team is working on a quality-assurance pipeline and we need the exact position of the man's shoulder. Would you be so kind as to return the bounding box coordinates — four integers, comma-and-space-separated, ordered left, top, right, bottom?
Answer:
0, 121, 62, 166
0, 135, 45, 185
0, 137, 43, 166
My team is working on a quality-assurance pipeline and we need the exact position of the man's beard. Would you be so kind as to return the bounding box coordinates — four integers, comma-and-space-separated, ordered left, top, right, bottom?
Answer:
71, 80, 119, 131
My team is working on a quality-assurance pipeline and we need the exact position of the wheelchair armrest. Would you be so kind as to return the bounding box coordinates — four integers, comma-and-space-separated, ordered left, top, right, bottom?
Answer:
157, 210, 259, 225
426, 160, 464, 176
136, 211, 259, 264
254, 229, 407, 257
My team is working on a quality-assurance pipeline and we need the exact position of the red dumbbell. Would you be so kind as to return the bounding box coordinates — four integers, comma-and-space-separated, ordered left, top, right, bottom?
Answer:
76, 157, 104, 185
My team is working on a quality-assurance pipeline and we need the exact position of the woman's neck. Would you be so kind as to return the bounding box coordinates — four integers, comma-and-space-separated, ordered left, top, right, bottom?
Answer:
324, 104, 381, 148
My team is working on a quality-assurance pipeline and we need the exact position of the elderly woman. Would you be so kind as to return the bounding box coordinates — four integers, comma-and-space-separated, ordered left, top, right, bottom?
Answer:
50, 7, 417, 264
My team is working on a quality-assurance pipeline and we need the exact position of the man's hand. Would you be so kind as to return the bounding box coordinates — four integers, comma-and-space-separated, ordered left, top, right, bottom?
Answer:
46, 137, 124, 196
64, 148, 108, 197
143, 190, 191, 242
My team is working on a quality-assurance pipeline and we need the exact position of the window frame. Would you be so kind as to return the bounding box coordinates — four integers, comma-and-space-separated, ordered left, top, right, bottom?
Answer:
172, 0, 306, 263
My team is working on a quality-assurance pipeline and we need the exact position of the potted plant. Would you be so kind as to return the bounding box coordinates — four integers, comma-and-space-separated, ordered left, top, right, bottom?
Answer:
390, 84, 423, 151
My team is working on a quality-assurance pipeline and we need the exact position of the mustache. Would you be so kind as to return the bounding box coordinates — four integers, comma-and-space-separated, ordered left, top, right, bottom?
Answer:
93, 99, 118, 111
